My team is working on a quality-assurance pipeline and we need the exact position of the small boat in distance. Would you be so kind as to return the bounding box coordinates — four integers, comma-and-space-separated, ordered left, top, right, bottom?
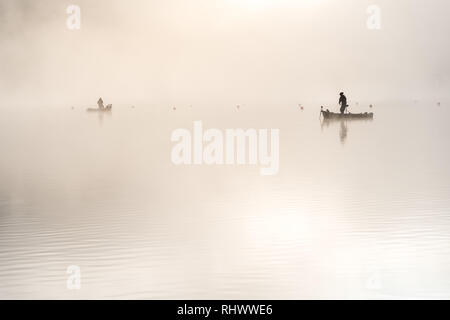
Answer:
321, 108, 373, 120
87, 97, 113, 112
87, 104, 112, 112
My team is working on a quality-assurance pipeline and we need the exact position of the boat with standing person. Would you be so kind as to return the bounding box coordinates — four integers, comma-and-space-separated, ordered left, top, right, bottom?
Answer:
87, 97, 113, 112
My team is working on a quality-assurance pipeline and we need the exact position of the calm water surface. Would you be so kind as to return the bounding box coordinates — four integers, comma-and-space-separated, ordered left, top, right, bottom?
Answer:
0, 102, 449, 299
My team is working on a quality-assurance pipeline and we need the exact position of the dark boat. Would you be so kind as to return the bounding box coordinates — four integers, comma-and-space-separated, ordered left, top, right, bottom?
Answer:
87, 104, 113, 112
321, 109, 373, 120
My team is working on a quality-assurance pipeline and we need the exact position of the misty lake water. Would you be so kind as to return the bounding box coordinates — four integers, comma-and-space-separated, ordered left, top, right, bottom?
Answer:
1, 102, 449, 299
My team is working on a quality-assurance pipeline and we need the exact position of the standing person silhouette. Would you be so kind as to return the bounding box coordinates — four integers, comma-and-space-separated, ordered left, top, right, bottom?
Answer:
339, 92, 348, 114
97, 97, 105, 110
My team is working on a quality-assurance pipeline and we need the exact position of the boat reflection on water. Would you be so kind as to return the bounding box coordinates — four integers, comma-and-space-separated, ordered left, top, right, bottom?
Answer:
320, 116, 373, 145
87, 107, 113, 126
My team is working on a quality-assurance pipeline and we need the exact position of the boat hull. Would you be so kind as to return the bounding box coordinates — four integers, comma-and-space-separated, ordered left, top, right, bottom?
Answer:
87, 108, 112, 112
321, 110, 373, 120
86, 105, 112, 112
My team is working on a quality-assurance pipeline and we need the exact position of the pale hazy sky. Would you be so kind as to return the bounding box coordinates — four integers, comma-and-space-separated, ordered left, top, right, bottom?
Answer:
0, 0, 449, 106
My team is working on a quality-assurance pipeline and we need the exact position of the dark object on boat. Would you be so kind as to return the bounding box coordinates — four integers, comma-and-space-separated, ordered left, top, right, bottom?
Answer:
321, 109, 373, 120
87, 104, 112, 112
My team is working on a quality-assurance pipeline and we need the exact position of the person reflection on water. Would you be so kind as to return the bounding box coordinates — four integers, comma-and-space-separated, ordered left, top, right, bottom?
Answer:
339, 92, 348, 114
340, 120, 348, 144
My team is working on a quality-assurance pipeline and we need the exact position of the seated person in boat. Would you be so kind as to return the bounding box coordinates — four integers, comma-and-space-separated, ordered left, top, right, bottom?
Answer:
339, 92, 348, 114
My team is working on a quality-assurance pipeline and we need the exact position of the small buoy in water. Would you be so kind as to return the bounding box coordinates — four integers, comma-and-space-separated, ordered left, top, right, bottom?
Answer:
71, 106, 74, 110
369, 104, 373, 108
173, 107, 176, 111
437, 102, 441, 106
